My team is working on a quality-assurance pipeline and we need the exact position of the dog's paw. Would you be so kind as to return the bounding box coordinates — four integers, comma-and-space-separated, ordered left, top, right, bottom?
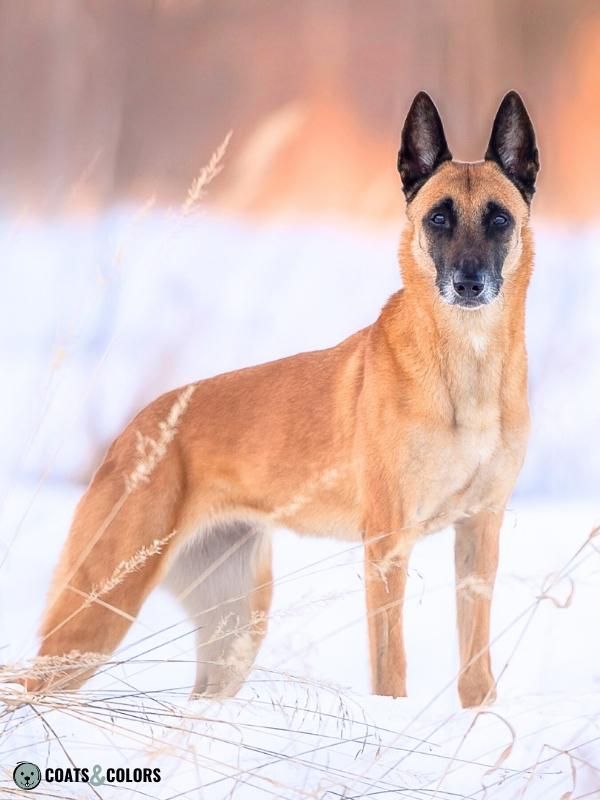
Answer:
458, 671, 497, 708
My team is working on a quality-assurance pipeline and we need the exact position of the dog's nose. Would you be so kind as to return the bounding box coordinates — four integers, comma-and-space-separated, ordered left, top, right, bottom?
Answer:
452, 262, 486, 299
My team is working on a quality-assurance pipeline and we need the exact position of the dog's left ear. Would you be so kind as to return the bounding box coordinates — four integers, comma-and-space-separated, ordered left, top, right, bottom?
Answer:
485, 91, 539, 203
398, 92, 452, 201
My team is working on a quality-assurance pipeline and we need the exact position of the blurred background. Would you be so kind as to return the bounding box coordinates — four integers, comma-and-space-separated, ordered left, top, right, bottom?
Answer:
1, 9, 599, 794
0, 0, 599, 500
1, 0, 600, 219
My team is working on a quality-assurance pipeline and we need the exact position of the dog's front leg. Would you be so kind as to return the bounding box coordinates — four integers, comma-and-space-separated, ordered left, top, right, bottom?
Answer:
454, 509, 502, 707
364, 518, 416, 698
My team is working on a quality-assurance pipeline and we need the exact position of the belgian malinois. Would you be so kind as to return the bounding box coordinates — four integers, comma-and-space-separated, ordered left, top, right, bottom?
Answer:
29, 91, 538, 707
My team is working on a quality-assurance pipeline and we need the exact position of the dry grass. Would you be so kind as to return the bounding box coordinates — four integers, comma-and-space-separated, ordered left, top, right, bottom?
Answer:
182, 131, 232, 216
2, 505, 598, 798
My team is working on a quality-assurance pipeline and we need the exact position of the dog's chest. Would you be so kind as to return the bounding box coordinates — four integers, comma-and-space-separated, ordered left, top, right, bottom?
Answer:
412, 414, 499, 490
404, 379, 525, 529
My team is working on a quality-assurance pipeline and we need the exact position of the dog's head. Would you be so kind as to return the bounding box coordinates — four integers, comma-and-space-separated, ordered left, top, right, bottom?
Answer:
398, 91, 539, 309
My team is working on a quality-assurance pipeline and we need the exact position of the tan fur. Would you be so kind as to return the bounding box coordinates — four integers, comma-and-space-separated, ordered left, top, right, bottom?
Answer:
30, 159, 533, 707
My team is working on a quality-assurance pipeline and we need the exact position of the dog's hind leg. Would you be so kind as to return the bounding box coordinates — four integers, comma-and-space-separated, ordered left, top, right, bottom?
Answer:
164, 522, 273, 698
32, 446, 185, 692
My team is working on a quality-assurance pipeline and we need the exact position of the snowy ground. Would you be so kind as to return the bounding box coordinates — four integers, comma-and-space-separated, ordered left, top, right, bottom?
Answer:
0, 210, 599, 797
1, 487, 599, 798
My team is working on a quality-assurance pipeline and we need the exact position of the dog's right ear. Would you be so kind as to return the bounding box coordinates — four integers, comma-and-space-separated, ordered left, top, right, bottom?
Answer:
398, 92, 452, 201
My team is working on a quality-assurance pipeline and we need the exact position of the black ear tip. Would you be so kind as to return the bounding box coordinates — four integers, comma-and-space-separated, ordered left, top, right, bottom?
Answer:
413, 90, 434, 104
499, 90, 529, 117
409, 91, 437, 115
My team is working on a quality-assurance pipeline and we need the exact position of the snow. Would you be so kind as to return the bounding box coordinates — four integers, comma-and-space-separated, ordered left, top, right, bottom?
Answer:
1, 486, 599, 797
0, 210, 599, 797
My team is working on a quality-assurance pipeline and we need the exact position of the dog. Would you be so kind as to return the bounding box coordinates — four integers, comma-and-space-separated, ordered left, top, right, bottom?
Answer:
29, 91, 538, 708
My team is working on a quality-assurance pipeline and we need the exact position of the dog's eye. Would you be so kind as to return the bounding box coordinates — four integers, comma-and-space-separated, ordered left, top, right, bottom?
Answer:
430, 212, 447, 226
491, 213, 509, 227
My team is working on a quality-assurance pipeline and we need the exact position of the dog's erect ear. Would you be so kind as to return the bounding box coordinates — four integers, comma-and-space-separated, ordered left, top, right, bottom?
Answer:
398, 92, 452, 201
485, 91, 539, 203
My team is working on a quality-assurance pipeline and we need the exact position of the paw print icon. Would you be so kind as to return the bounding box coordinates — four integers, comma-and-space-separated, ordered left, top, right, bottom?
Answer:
13, 762, 42, 790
